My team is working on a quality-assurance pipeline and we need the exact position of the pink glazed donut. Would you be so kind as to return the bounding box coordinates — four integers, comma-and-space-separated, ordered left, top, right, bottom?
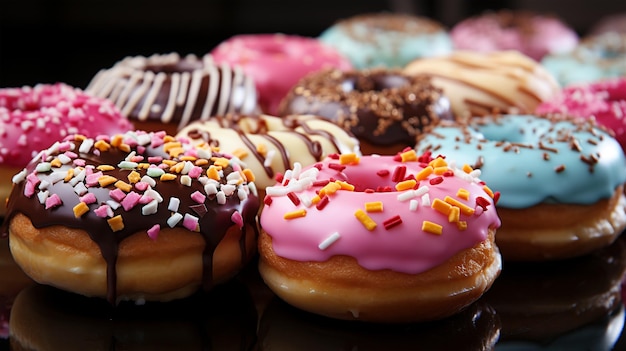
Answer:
536, 78, 626, 151
451, 10, 579, 61
210, 34, 353, 116
258, 151, 502, 323
0, 83, 133, 215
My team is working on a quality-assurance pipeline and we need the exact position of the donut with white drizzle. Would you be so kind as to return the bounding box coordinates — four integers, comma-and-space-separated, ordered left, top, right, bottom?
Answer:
258, 152, 501, 323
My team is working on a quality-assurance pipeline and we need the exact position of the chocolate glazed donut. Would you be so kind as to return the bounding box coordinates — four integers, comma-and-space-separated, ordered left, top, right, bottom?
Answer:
278, 69, 453, 155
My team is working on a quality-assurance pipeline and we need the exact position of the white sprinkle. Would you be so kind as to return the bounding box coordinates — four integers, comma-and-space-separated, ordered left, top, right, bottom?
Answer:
197, 148, 212, 160
38, 179, 50, 190
397, 190, 417, 202
124, 151, 137, 162
318, 232, 341, 250
204, 183, 218, 195
118, 161, 138, 170
140, 175, 156, 187
180, 175, 192, 186
222, 184, 236, 196
301, 194, 312, 207
35, 162, 52, 173
144, 187, 163, 203
79, 138, 94, 153
57, 154, 72, 164
136, 133, 151, 146
265, 186, 289, 197
226, 171, 242, 183
37, 190, 49, 204
414, 185, 429, 197
73, 182, 88, 196
48, 171, 66, 184
216, 191, 226, 205
168, 197, 180, 212
469, 169, 481, 178
167, 212, 183, 227
106, 200, 121, 210
421, 193, 431, 206
11, 169, 27, 184
409, 199, 419, 211
181, 161, 194, 175
142, 199, 159, 215
282, 170, 293, 185
237, 187, 248, 201
247, 181, 258, 197
292, 162, 302, 179
264, 150, 275, 167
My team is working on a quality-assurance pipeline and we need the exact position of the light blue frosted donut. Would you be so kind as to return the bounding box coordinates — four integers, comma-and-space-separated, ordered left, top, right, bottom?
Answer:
415, 114, 626, 209
541, 32, 626, 87
319, 13, 453, 69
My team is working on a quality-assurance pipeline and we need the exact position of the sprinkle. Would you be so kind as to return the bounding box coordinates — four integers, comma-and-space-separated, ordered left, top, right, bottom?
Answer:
142, 199, 159, 215
482, 185, 495, 198
422, 221, 442, 235
206, 165, 220, 180
377, 169, 390, 177
216, 191, 226, 205
392, 165, 407, 182
98, 175, 117, 187
339, 153, 359, 165
109, 188, 126, 202
315, 195, 330, 210
242, 168, 255, 182
168, 197, 180, 212
415, 166, 434, 181
231, 211, 244, 228
432, 198, 453, 215
264, 195, 273, 206
421, 193, 431, 206
328, 163, 346, 172
106, 200, 121, 210
107, 215, 124, 232
167, 213, 184, 227
476, 196, 490, 211
190, 191, 206, 204
12, 169, 27, 184
287, 192, 301, 206
284, 209, 307, 220
73, 202, 90, 218
180, 175, 192, 186
456, 188, 470, 200
45, 194, 62, 209
365, 201, 383, 212
383, 215, 402, 230
335, 180, 355, 191
127, 171, 141, 184
429, 157, 447, 168
429, 176, 443, 185
160, 173, 177, 181
73, 182, 88, 196
114, 180, 132, 192
147, 167, 165, 178
555, 164, 566, 173
354, 209, 377, 231
448, 206, 460, 223
118, 161, 138, 170
94, 204, 112, 218
444, 196, 474, 216
37, 190, 49, 204
183, 213, 200, 231
121, 191, 142, 211
80, 193, 97, 205
399, 149, 417, 162
36, 162, 52, 173
409, 199, 419, 211
462, 164, 473, 173
318, 232, 341, 250
147, 224, 160, 240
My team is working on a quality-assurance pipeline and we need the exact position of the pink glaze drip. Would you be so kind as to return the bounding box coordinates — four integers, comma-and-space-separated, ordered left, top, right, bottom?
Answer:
211, 34, 353, 115
259, 154, 501, 274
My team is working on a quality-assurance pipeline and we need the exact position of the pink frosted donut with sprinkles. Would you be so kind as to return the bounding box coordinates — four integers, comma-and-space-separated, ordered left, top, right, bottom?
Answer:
0, 83, 133, 215
258, 151, 502, 323
2, 130, 260, 304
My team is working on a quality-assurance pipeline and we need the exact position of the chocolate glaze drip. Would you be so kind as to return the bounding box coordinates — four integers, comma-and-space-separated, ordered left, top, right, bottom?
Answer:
2, 132, 260, 304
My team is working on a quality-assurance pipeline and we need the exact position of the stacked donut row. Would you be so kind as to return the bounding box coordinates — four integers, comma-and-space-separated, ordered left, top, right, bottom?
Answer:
0, 9, 625, 327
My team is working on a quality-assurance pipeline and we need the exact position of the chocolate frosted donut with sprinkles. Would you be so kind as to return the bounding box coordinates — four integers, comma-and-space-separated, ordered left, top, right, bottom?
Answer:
2, 130, 260, 304
278, 68, 453, 155
416, 114, 626, 261
85, 53, 259, 136
258, 152, 501, 323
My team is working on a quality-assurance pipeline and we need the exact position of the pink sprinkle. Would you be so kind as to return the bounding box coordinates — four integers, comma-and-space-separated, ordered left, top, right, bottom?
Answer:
130, 155, 144, 163
26, 173, 40, 186
183, 214, 199, 231
148, 156, 163, 163
147, 224, 160, 240
80, 193, 97, 204
139, 194, 154, 204
64, 151, 77, 159
24, 181, 36, 197
109, 188, 127, 202
45, 193, 62, 209
231, 211, 243, 228
188, 166, 202, 179
151, 135, 164, 148
137, 146, 146, 156
57, 141, 72, 151
121, 191, 141, 211
232, 163, 242, 172
73, 159, 86, 167
134, 181, 149, 191
190, 191, 206, 204
94, 204, 111, 218
86, 171, 103, 186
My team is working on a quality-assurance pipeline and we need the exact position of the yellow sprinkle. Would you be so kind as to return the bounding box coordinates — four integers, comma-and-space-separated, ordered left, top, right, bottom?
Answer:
163, 141, 182, 153
457, 221, 468, 231
73, 202, 89, 218
195, 158, 209, 166
114, 180, 132, 192
137, 163, 150, 170
180, 155, 197, 162
127, 171, 141, 184
340, 153, 359, 165
94, 140, 111, 152
161, 159, 177, 167
400, 149, 417, 162
462, 164, 473, 174
415, 166, 434, 181
444, 196, 475, 216
170, 161, 185, 174
456, 188, 470, 200
365, 201, 383, 212
97, 165, 115, 171
355, 209, 377, 231
242, 168, 255, 182
207, 165, 220, 181
232, 148, 248, 160
335, 180, 355, 191
107, 215, 124, 232
50, 158, 62, 168
163, 135, 176, 143
320, 182, 341, 197
432, 198, 452, 215
74, 134, 87, 141
422, 221, 443, 235
160, 173, 177, 181
64, 169, 75, 182
433, 166, 449, 175
213, 157, 230, 169
256, 143, 268, 157
311, 195, 322, 205
429, 157, 448, 168
448, 206, 460, 223
483, 185, 495, 198
98, 175, 117, 187
110, 134, 123, 148
118, 143, 131, 153
395, 179, 417, 191
168, 146, 185, 158
284, 209, 307, 220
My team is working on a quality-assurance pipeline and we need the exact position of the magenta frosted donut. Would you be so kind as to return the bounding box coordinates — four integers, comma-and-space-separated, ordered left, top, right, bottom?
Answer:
210, 34, 353, 116
451, 10, 579, 61
536, 78, 626, 151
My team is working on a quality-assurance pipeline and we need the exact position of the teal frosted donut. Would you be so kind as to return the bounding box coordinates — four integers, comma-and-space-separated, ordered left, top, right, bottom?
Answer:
416, 114, 626, 261
541, 32, 626, 87
319, 13, 453, 69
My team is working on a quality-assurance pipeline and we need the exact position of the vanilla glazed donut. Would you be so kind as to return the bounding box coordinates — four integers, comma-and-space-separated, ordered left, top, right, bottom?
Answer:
278, 68, 453, 155
416, 114, 626, 261
2, 130, 260, 304
210, 34, 353, 116
0, 83, 133, 217
403, 51, 561, 119
176, 114, 360, 196
259, 152, 502, 323
85, 53, 259, 136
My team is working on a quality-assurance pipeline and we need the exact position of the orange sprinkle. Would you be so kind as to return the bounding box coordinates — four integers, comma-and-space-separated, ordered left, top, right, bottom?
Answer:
433, 166, 449, 175
429, 157, 447, 168
448, 206, 460, 223
422, 221, 443, 235
127, 171, 141, 184
456, 188, 470, 200
163, 141, 182, 153
335, 180, 355, 191
50, 158, 62, 168
98, 175, 117, 187
483, 185, 495, 198
339, 153, 359, 165
161, 159, 177, 167
395, 179, 417, 191
232, 148, 248, 160
94, 140, 111, 152
213, 157, 230, 169
415, 166, 434, 181
242, 169, 255, 182
114, 180, 132, 192
107, 215, 124, 232
207, 166, 220, 181
320, 182, 341, 197
462, 164, 473, 174
73, 202, 89, 218
311, 195, 322, 205
457, 221, 468, 231
64, 169, 75, 182
110, 134, 124, 148
444, 196, 475, 216
137, 163, 150, 170
97, 165, 115, 171
160, 173, 177, 181
355, 209, 377, 231
284, 209, 307, 220
163, 135, 176, 143
365, 201, 384, 212
170, 161, 185, 173
195, 158, 209, 166
168, 146, 185, 158
432, 198, 452, 215
73, 134, 87, 141
256, 143, 268, 157
180, 155, 197, 162
118, 143, 131, 153
400, 149, 417, 162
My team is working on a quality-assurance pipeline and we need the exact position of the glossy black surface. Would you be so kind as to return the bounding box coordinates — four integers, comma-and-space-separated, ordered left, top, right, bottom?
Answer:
2, 234, 626, 350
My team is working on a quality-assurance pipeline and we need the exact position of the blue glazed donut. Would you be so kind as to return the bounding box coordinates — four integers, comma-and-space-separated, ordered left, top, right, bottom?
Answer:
319, 13, 453, 69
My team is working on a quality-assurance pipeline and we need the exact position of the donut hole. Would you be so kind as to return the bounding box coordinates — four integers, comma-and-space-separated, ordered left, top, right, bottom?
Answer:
340, 74, 410, 93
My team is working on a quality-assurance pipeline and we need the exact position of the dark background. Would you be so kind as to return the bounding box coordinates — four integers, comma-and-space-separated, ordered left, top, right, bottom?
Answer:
1, 0, 625, 89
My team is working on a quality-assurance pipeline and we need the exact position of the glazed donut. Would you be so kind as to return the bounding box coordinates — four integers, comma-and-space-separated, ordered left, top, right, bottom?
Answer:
318, 12, 453, 69
278, 68, 454, 155
541, 32, 626, 87
0, 83, 133, 217
176, 114, 360, 195
85, 53, 259, 136
416, 114, 626, 261
259, 153, 502, 323
536, 77, 626, 152
450, 10, 579, 61
210, 34, 352, 116
403, 51, 561, 119
3, 130, 260, 304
